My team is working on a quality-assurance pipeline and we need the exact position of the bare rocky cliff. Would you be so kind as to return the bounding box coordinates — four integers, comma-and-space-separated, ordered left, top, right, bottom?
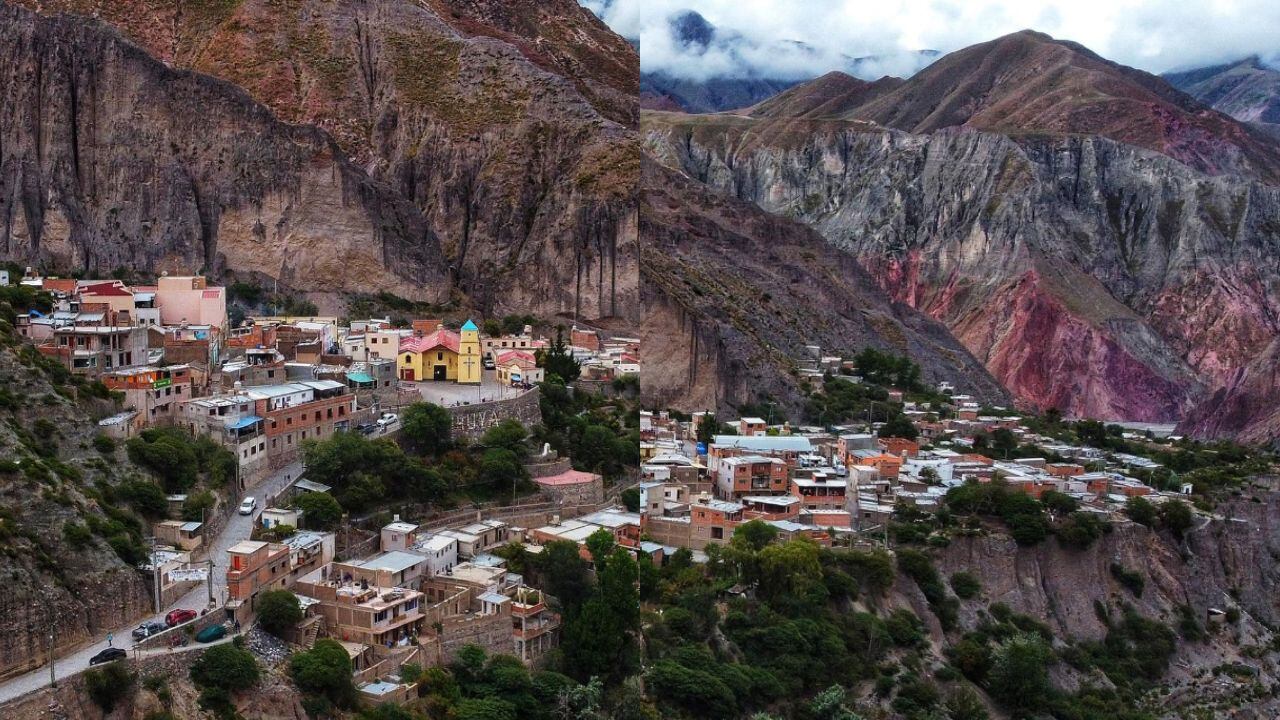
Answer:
0, 2, 447, 300
2, 0, 639, 321
640, 156, 1008, 416
909, 490, 1280, 717
644, 112, 1280, 427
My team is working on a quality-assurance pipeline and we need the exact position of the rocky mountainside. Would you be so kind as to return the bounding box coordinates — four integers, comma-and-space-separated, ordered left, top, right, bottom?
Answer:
747, 72, 904, 120
841, 31, 1280, 185
643, 111, 1280, 424
0, 326, 152, 679
640, 156, 1008, 416
642, 33, 1280, 436
2, 0, 638, 321
914, 490, 1280, 717
1178, 338, 1280, 447
1165, 56, 1280, 130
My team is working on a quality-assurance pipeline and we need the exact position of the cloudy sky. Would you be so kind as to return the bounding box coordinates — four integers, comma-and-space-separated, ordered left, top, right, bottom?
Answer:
582, 0, 1280, 81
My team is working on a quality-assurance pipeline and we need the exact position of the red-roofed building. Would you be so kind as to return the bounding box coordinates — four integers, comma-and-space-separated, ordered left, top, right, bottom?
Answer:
398, 329, 461, 381
533, 470, 603, 507
495, 350, 542, 385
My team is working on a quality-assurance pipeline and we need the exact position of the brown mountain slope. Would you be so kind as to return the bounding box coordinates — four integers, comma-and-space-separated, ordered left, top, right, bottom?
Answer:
644, 109, 1280, 426
749, 72, 903, 119
844, 30, 1280, 184
640, 156, 1008, 415
3, 0, 638, 321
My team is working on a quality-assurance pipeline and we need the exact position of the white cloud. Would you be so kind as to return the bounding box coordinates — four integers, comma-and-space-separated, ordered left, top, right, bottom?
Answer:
583, 0, 1280, 80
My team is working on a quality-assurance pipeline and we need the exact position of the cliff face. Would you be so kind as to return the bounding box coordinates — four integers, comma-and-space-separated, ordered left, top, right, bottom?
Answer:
640, 157, 1008, 416
0, 3, 447, 300
915, 492, 1280, 715
644, 113, 1280, 424
2, 0, 639, 321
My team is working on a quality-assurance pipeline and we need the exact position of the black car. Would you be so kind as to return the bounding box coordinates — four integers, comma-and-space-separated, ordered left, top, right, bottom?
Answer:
89, 647, 127, 665
131, 620, 167, 641
356, 422, 376, 435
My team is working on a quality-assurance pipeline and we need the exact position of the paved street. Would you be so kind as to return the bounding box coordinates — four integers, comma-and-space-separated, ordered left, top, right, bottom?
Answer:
0, 461, 302, 705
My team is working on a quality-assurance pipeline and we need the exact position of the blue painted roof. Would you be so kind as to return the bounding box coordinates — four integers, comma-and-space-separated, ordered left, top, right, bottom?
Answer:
228, 416, 263, 430
346, 372, 374, 383
461, 319, 478, 331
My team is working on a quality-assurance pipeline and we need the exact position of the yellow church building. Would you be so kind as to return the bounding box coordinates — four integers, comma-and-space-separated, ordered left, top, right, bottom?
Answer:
397, 320, 482, 384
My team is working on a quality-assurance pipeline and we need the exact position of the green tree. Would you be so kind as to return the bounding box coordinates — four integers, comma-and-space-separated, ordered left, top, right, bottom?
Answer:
126, 428, 200, 491
987, 633, 1053, 715
877, 414, 918, 440
1159, 499, 1194, 538
182, 490, 217, 523
401, 402, 453, 456
1124, 496, 1158, 527
119, 479, 170, 518
481, 420, 530, 460
543, 327, 581, 382
190, 643, 261, 692
296, 491, 344, 530
257, 590, 303, 637
990, 428, 1018, 457
620, 487, 640, 512
696, 413, 719, 445
290, 638, 357, 708
478, 447, 526, 493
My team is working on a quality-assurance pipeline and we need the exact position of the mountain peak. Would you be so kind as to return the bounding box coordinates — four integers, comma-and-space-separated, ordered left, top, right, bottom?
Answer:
669, 9, 714, 49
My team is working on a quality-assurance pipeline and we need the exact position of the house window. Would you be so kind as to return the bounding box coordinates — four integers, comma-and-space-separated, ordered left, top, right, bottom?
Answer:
437, 352, 443, 361
404, 354, 411, 363
711, 527, 724, 539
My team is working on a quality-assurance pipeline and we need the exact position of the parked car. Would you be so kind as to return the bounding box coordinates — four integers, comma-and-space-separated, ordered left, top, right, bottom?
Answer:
196, 624, 228, 643
238, 496, 256, 515
356, 422, 377, 435
89, 647, 127, 665
131, 620, 167, 641
165, 608, 198, 627
483, 358, 496, 370
376, 413, 398, 428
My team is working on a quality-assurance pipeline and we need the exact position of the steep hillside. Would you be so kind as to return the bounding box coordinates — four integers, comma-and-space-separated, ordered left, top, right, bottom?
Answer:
1178, 338, 1280, 447
639, 157, 1008, 416
2, 0, 639, 321
643, 111, 1280, 424
844, 30, 1280, 185
1165, 56, 1280, 129
748, 72, 904, 120
0, 318, 153, 679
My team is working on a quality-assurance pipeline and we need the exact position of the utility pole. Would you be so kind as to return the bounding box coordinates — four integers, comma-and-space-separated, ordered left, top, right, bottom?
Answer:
206, 558, 215, 607
149, 537, 162, 614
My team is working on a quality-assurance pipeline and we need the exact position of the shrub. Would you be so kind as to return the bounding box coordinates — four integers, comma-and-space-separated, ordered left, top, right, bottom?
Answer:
85, 660, 135, 712
1055, 511, 1106, 549
92, 434, 117, 454
190, 643, 261, 692
62, 521, 93, 548
950, 571, 981, 599
1109, 563, 1145, 597
1123, 496, 1158, 527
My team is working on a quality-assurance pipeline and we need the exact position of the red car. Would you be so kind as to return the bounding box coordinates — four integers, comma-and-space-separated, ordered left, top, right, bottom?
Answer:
165, 608, 197, 627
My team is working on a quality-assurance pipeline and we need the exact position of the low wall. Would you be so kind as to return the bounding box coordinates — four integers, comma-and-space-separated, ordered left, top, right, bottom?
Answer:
131, 610, 226, 652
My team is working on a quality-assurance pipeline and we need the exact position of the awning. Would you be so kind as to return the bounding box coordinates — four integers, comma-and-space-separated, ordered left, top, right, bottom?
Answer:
346, 372, 374, 384
227, 415, 263, 430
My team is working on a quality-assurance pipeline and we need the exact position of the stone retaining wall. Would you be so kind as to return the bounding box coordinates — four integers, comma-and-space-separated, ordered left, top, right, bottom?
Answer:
445, 387, 541, 439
